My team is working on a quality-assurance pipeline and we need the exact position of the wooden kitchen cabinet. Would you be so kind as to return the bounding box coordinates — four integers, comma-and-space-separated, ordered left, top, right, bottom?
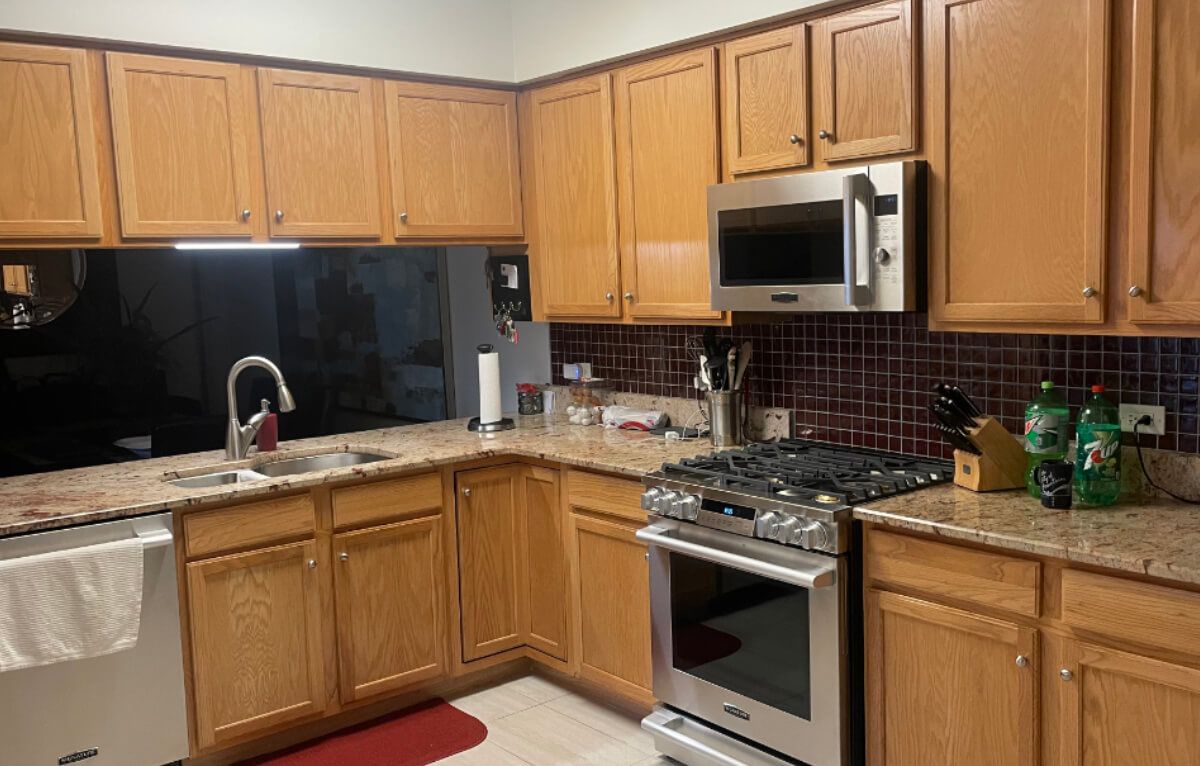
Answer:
614, 49, 722, 321
187, 540, 327, 749
384, 81, 522, 237
257, 68, 382, 238
106, 53, 258, 238
569, 511, 653, 703
1127, 0, 1200, 324
332, 515, 446, 703
926, 0, 1110, 325
526, 75, 623, 319
722, 25, 809, 175
812, 0, 915, 163
0, 43, 104, 239
866, 589, 1037, 766
456, 465, 523, 661
517, 466, 569, 661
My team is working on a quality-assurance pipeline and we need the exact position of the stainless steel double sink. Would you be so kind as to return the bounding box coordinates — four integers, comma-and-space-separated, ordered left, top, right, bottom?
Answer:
168, 451, 390, 488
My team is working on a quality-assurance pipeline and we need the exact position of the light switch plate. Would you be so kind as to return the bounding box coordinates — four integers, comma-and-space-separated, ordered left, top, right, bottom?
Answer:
1119, 403, 1166, 435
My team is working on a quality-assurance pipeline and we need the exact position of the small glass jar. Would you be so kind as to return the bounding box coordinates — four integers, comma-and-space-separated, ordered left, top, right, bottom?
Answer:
517, 390, 544, 415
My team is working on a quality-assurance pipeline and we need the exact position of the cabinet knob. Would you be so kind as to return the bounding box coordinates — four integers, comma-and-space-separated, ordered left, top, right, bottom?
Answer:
339, 552, 349, 562
241, 208, 252, 221
818, 130, 831, 140
1060, 668, 1074, 682
463, 487, 472, 497
788, 133, 802, 145
307, 558, 317, 569
605, 292, 614, 302
275, 210, 284, 223
1015, 655, 1029, 668
1129, 285, 1143, 298
1082, 286, 1097, 298
399, 212, 408, 224
624, 292, 634, 302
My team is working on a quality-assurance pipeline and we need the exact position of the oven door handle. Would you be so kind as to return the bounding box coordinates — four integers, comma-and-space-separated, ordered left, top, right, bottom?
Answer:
636, 524, 836, 589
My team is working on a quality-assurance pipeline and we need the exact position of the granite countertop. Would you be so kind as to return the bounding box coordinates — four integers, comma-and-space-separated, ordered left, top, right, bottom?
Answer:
856, 486, 1200, 585
0, 414, 709, 539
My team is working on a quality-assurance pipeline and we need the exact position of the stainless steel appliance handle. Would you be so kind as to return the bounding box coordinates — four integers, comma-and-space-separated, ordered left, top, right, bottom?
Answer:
137, 528, 174, 549
842, 172, 870, 306
643, 712, 757, 766
636, 524, 836, 589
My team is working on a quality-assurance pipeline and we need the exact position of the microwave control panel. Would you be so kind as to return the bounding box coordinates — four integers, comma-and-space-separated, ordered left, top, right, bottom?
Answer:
872, 193, 902, 290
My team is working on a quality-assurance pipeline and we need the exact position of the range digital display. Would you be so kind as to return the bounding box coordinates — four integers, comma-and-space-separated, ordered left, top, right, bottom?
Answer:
701, 498, 757, 521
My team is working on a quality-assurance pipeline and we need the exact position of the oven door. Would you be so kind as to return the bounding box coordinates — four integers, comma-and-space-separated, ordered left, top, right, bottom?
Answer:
638, 520, 846, 766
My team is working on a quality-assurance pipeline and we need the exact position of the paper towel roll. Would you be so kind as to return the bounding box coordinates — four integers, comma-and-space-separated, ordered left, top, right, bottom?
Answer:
477, 344, 502, 424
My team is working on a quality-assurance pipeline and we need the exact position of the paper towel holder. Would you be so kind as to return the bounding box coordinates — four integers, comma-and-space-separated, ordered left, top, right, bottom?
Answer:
468, 343, 515, 432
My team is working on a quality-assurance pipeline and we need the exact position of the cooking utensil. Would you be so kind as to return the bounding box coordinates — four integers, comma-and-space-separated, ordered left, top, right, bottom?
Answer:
699, 354, 712, 390
937, 395, 978, 430
936, 423, 981, 454
948, 384, 982, 417
732, 342, 752, 389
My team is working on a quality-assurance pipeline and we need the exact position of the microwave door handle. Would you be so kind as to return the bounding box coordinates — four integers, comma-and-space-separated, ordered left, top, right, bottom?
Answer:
636, 524, 836, 589
842, 173, 871, 306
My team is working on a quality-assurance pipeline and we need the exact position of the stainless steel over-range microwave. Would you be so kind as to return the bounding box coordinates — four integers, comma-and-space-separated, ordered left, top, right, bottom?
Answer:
707, 160, 925, 312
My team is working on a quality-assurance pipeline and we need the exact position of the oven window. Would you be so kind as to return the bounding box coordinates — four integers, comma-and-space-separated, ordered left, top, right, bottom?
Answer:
669, 553, 812, 720
718, 201, 844, 286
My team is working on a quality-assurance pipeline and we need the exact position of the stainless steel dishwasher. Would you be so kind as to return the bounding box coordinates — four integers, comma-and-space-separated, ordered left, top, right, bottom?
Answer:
0, 512, 190, 766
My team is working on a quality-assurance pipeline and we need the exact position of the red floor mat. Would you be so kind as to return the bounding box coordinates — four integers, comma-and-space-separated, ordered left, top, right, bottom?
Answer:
238, 698, 487, 766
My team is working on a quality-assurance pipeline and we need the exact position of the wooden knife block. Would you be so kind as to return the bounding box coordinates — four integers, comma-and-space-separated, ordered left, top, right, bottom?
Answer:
953, 416, 1027, 492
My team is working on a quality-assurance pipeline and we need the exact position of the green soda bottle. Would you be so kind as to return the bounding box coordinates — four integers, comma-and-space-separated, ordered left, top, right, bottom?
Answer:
1074, 385, 1121, 506
1024, 381, 1070, 497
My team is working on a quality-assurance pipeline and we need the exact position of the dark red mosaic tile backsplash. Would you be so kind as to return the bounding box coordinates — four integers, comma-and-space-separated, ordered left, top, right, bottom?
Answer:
550, 314, 1200, 458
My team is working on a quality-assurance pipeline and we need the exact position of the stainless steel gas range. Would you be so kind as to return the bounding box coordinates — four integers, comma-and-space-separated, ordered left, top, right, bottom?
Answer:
637, 440, 952, 766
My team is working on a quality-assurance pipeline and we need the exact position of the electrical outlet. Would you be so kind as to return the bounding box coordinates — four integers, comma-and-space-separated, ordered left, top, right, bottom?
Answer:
1119, 403, 1166, 435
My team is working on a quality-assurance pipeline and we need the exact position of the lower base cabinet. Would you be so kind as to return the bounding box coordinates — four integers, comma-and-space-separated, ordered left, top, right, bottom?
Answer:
187, 540, 327, 750
333, 515, 446, 703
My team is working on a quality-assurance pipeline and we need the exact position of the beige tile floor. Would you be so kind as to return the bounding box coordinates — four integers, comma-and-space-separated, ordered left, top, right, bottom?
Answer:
439, 675, 675, 766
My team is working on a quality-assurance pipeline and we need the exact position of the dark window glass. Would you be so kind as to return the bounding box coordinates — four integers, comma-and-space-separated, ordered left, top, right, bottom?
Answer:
669, 552, 812, 720
718, 201, 844, 286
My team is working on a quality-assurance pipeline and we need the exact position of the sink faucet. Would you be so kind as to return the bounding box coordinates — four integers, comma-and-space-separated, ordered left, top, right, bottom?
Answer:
225, 356, 296, 460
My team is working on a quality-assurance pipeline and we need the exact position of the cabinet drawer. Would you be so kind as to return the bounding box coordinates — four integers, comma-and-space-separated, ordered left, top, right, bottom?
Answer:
331, 473, 442, 529
184, 494, 315, 558
566, 470, 645, 523
1062, 569, 1200, 657
866, 530, 1041, 618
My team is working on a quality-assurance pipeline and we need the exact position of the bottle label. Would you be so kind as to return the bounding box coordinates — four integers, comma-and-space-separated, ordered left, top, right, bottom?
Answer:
1025, 413, 1063, 453
1077, 425, 1121, 480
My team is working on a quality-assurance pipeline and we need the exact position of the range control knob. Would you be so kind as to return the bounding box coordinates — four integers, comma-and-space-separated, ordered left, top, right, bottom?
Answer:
675, 494, 701, 521
799, 519, 830, 550
640, 487, 663, 511
773, 516, 800, 543
754, 511, 782, 539
657, 491, 681, 517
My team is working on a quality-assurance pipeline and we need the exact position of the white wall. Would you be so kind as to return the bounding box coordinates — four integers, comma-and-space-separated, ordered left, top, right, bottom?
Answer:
0, 0, 515, 82
509, 0, 841, 81
445, 246, 550, 418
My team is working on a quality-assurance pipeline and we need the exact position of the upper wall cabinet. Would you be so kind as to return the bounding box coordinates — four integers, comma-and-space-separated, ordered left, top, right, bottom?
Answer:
107, 53, 258, 238
257, 68, 382, 239
722, 25, 809, 175
384, 82, 522, 238
615, 49, 722, 321
1127, 0, 1200, 324
527, 75, 622, 319
812, 0, 915, 162
926, 0, 1110, 325
0, 43, 104, 239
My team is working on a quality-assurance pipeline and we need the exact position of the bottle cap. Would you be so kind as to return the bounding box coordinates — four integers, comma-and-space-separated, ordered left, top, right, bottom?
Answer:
1041, 381, 1055, 390
1091, 384, 1105, 393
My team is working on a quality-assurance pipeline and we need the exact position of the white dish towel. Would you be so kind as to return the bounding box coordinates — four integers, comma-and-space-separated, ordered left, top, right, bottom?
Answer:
0, 536, 144, 673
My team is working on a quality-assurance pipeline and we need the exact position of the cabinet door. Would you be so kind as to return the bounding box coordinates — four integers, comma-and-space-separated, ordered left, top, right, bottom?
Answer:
257, 68, 381, 238
813, 0, 915, 162
1056, 640, 1200, 766
571, 512, 652, 702
332, 516, 445, 703
1128, 0, 1200, 323
615, 49, 722, 321
107, 53, 257, 238
385, 82, 522, 237
456, 466, 523, 661
722, 25, 809, 175
518, 466, 568, 660
0, 43, 103, 238
528, 75, 623, 318
866, 590, 1036, 766
187, 540, 326, 749
927, 0, 1109, 324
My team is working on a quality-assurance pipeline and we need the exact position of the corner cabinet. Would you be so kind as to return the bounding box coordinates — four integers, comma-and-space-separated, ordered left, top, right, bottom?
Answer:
384, 82, 522, 238
1127, 0, 1200, 324
0, 43, 104, 239
614, 49, 723, 321
926, 0, 1110, 325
